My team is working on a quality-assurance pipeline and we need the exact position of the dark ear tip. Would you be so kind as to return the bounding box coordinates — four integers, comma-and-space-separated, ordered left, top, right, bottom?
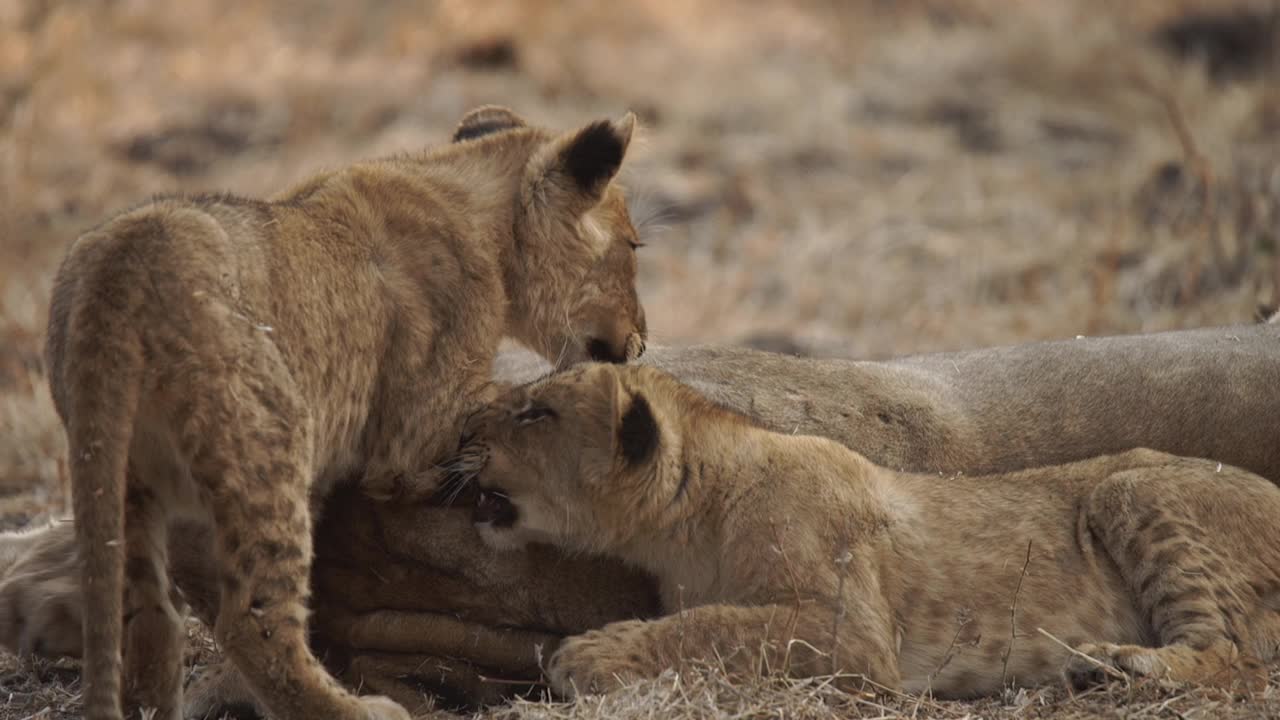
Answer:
453, 105, 526, 143
618, 392, 659, 466
564, 119, 629, 192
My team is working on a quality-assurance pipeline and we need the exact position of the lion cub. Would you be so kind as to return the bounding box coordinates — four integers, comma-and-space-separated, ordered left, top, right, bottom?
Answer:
463, 364, 1280, 698
50, 106, 645, 720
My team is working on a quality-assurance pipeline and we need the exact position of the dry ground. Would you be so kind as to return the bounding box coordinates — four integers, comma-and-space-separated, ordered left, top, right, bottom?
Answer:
2, 0, 1279, 717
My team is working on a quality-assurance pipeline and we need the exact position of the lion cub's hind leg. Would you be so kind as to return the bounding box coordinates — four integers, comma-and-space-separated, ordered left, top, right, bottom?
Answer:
195, 403, 408, 720
1073, 465, 1280, 691
120, 472, 185, 720
176, 321, 408, 720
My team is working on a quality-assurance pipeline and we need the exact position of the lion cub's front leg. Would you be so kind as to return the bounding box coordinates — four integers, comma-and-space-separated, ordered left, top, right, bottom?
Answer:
547, 603, 901, 697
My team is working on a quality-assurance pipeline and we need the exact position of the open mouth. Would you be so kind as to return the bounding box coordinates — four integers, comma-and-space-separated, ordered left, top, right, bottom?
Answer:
473, 488, 518, 528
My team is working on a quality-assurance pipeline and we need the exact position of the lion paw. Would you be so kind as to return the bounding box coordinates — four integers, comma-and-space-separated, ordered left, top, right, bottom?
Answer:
1068, 641, 1265, 692
1068, 642, 1169, 687
356, 694, 413, 720
183, 660, 261, 719
547, 627, 649, 698
362, 473, 440, 505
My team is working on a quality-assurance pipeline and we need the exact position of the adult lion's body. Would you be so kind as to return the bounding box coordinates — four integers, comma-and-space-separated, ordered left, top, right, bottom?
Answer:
46, 106, 645, 720
634, 323, 1280, 480
470, 364, 1280, 697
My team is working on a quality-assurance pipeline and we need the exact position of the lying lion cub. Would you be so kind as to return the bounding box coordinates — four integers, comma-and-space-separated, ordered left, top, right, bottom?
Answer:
464, 363, 1280, 698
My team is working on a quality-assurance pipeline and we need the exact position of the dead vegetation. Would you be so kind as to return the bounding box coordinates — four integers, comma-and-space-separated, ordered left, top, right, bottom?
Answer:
2, 0, 1279, 718
485, 664, 1280, 720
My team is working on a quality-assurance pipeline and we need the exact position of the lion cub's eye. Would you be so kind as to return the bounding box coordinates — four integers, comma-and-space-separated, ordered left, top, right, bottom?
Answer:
515, 405, 556, 426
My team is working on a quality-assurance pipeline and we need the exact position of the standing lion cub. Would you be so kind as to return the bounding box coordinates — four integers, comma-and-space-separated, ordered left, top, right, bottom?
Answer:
49, 106, 645, 720
464, 364, 1280, 698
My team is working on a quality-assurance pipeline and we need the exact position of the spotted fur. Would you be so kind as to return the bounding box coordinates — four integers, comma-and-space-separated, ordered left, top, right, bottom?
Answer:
48, 106, 644, 720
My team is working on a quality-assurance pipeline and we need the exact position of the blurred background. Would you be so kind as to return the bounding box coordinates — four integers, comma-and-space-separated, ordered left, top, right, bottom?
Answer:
1, 0, 1278, 519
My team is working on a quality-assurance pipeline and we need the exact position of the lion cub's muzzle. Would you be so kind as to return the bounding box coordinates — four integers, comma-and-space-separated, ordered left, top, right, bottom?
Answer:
435, 437, 519, 529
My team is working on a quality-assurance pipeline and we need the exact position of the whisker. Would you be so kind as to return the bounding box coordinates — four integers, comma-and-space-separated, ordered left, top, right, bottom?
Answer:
443, 475, 473, 505
627, 184, 677, 244
551, 305, 584, 370
437, 466, 482, 506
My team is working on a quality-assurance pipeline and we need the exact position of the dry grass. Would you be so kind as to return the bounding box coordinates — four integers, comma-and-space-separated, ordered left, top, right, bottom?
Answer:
3, 653, 1280, 720
1, 0, 1279, 717
483, 664, 1280, 720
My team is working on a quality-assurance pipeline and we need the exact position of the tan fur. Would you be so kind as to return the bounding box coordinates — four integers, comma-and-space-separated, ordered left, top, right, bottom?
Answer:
522, 325, 1280, 482
0, 520, 84, 660
45, 105, 645, 720
5, 324, 1280, 710
465, 364, 1280, 698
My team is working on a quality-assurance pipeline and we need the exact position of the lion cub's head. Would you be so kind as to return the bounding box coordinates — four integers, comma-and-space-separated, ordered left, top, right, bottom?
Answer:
460, 363, 686, 553
453, 106, 647, 368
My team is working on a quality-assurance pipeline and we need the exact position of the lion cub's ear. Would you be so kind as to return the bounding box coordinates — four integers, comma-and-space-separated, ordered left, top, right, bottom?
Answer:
524, 113, 637, 216
453, 105, 527, 143
561, 114, 636, 200
617, 393, 659, 467
587, 365, 659, 470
